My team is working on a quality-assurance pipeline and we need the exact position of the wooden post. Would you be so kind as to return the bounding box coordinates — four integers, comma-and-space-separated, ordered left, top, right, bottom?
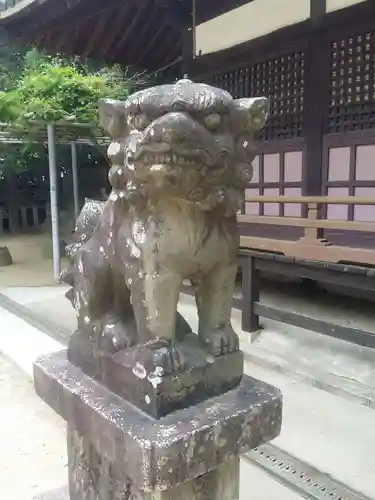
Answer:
242, 255, 261, 333
32, 206, 39, 227
300, 202, 330, 246
20, 206, 27, 229
303, 13, 330, 200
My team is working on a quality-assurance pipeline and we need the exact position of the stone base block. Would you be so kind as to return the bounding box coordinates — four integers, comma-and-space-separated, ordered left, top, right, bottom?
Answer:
34, 350, 282, 497
102, 334, 244, 418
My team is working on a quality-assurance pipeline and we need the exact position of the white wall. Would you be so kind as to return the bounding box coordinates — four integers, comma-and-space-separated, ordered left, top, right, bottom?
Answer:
326, 0, 366, 13
195, 0, 310, 56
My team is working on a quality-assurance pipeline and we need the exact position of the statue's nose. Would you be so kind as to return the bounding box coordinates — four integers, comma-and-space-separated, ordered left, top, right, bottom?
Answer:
145, 112, 195, 144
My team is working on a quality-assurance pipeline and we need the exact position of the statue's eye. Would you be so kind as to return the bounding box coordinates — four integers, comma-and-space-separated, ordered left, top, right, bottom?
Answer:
131, 114, 148, 130
204, 113, 221, 130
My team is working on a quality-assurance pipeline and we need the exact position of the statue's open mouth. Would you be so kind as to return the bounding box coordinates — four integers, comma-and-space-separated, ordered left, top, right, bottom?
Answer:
134, 142, 213, 167
136, 152, 199, 168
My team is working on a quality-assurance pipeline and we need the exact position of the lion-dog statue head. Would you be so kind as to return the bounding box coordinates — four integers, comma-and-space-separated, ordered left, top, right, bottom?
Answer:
99, 79, 268, 216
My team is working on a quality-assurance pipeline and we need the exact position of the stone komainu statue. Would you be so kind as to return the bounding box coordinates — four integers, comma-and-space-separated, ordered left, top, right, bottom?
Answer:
62, 79, 268, 414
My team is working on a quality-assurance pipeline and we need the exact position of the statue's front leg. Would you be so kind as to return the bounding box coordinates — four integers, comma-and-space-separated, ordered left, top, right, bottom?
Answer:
195, 263, 239, 356
130, 268, 187, 373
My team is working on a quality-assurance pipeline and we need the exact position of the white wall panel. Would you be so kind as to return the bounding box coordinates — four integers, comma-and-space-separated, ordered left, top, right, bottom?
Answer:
195, 0, 310, 56
326, 0, 366, 13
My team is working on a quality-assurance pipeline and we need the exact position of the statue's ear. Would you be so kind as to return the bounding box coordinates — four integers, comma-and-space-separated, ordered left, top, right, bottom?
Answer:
98, 99, 128, 139
232, 97, 269, 132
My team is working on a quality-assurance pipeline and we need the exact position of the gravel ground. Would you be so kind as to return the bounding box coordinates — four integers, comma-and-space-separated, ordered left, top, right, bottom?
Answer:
0, 353, 67, 500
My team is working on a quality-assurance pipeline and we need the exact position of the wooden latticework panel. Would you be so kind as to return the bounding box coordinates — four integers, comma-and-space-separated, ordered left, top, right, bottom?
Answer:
210, 51, 305, 140
328, 33, 375, 133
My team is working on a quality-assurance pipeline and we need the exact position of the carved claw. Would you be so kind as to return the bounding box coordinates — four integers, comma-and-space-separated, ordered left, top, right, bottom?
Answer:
201, 325, 239, 356
151, 341, 187, 374
99, 319, 137, 355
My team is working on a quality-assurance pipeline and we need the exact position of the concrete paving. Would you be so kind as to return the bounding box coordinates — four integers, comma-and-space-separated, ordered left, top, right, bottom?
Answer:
0, 307, 301, 500
1, 286, 375, 498
177, 294, 375, 499
4, 283, 375, 407
0, 353, 67, 500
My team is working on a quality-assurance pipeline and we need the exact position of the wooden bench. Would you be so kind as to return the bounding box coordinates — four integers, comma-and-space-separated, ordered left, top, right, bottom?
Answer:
237, 195, 375, 348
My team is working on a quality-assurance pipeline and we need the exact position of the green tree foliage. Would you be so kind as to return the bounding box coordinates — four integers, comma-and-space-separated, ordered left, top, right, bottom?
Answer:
0, 45, 145, 207
0, 47, 135, 126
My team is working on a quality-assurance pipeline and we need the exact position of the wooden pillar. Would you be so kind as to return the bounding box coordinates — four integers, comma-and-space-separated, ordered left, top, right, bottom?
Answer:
303, 1, 329, 197
32, 206, 39, 227
241, 255, 261, 333
20, 206, 28, 229
181, 23, 193, 78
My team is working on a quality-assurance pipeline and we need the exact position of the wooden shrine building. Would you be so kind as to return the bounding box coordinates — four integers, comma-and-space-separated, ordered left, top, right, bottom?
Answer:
2, 0, 375, 346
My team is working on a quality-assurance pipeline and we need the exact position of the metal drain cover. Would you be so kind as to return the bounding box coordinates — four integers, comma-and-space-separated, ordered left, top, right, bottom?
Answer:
245, 444, 371, 500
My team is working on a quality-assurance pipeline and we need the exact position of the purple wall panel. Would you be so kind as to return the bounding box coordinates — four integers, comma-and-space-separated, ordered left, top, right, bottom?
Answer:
263, 154, 280, 182
284, 151, 302, 182
245, 188, 259, 214
328, 147, 350, 181
354, 187, 375, 221
327, 187, 349, 220
284, 187, 302, 216
355, 145, 375, 181
251, 155, 260, 183
263, 187, 280, 215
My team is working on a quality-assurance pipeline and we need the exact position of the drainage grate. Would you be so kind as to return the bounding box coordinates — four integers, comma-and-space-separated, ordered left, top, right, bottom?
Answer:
245, 444, 371, 500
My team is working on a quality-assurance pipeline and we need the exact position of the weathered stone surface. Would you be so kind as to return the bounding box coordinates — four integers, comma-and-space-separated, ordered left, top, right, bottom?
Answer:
60, 79, 269, 416
0, 245, 12, 266
102, 333, 244, 418
33, 80, 279, 500
34, 350, 282, 494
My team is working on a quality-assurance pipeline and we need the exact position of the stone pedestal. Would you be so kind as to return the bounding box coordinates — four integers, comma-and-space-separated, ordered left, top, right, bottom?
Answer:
34, 351, 282, 500
34, 79, 279, 500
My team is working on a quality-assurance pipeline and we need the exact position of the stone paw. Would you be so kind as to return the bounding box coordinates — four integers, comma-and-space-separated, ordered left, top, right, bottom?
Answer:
151, 341, 187, 374
99, 319, 137, 354
201, 325, 239, 356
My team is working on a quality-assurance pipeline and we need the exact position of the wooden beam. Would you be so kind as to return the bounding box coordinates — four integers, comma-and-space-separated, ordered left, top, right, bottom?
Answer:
237, 215, 375, 234
25, 0, 117, 39
98, 2, 133, 58
122, 1, 158, 63
303, 32, 330, 197
181, 23, 193, 76
153, 0, 190, 28
81, 10, 113, 58
240, 235, 375, 266
151, 27, 181, 72
56, 21, 84, 54
114, 0, 152, 59
310, 0, 326, 20
136, 24, 166, 68
254, 303, 375, 349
